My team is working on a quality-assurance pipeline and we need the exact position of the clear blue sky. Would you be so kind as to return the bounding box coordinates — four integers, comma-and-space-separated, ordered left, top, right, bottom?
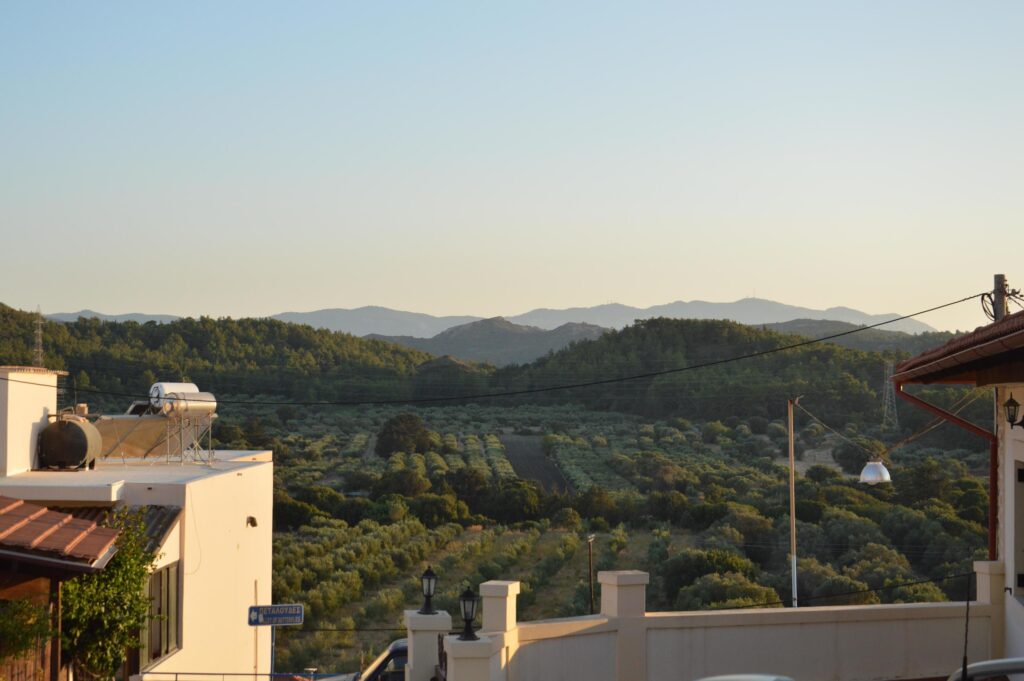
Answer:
2, 2, 1021, 332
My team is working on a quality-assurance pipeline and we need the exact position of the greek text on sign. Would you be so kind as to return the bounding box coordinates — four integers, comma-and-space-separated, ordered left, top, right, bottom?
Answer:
248, 604, 304, 626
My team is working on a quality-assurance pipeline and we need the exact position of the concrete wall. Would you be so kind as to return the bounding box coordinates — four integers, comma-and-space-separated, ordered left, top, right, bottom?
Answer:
0, 367, 59, 476
139, 461, 274, 676
424, 571, 999, 681
643, 604, 991, 681
999, 385, 1024, 660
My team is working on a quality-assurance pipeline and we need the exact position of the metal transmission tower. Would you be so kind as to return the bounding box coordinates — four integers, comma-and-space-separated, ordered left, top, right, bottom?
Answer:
33, 307, 44, 367
881, 360, 899, 430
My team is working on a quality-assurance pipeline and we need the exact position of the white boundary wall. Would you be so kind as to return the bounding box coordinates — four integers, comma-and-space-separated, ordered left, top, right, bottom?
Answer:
410, 565, 1003, 681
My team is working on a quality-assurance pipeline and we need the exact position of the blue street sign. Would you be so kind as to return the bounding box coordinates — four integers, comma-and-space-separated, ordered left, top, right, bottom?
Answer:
248, 604, 304, 626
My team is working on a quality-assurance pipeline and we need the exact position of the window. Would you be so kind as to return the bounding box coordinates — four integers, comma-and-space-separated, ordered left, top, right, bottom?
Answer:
140, 563, 179, 666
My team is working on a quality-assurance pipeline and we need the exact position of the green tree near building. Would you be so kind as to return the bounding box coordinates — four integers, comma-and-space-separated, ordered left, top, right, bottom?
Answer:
62, 509, 155, 680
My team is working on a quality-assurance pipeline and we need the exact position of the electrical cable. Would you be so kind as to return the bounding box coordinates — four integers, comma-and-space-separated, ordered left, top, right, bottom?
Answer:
795, 389, 988, 459
716, 570, 974, 610
794, 403, 881, 458
888, 389, 989, 452
0, 292, 986, 408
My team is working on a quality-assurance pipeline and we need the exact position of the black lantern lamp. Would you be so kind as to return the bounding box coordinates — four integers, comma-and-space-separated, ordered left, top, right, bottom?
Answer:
418, 566, 437, 615
1005, 394, 1023, 429
458, 587, 479, 641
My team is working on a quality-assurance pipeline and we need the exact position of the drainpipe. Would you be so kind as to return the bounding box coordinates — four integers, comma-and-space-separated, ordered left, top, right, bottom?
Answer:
895, 383, 997, 560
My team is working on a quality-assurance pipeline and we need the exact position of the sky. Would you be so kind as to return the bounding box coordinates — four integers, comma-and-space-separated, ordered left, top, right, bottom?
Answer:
1, 2, 1022, 333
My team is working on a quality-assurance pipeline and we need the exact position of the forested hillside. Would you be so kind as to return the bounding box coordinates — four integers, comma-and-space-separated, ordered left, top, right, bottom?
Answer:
0, 303, 987, 446
494, 318, 987, 440
762, 319, 957, 355
0, 303, 474, 405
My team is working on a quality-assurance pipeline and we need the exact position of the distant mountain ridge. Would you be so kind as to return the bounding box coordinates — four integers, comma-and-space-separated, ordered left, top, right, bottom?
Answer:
48, 296, 938, 336
47, 309, 180, 324
273, 306, 479, 338
506, 298, 935, 335
369, 317, 607, 366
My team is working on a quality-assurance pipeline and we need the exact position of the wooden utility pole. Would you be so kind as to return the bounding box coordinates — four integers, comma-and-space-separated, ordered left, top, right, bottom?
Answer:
995, 274, 1008, 321
788, 397, 800, 607
587, 534, 596, 614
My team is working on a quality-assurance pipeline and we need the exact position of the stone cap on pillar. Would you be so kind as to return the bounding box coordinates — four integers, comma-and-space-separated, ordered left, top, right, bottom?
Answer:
598, 570, 650, 586
404, 610, 453, 631
480, 580, 521, 597
443, 634, 501, 657
974, 560, 1006, 576
598, 570, 649, 618
481, 580, 520, 632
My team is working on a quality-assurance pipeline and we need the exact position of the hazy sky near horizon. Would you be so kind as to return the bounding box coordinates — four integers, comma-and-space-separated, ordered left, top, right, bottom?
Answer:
2, 2, 1022, 332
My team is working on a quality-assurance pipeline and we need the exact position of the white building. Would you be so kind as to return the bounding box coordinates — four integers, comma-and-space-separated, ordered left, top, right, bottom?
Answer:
0, 366, 273, 679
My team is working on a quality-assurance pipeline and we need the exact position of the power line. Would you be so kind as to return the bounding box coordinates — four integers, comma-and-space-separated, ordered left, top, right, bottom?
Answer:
717, 570, 973, 610
0, 292, 985, 408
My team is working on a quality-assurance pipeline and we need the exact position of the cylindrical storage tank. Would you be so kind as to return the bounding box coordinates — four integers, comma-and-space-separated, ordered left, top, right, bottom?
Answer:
159, 392, 217, 416
37, 416, 102, 470
149, 382, 200, 408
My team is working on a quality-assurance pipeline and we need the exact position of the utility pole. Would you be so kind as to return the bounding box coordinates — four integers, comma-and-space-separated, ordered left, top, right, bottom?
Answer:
787, 397, 800, 607
587, 534, 596, 614
994, 274, 1008, 322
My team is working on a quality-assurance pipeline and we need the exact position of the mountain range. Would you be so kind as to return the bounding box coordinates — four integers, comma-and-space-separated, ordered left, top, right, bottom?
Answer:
368, 317, 607, 366
46, 309, 180, 324
49, 297, 936, 336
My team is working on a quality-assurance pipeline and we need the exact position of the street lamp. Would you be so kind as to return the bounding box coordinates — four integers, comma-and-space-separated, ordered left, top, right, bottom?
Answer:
418, 566, 437, 615
458, 587, 479, 641
789, 398, 891, 606
859, 460, 891, 485
1004, 394, 1023, 429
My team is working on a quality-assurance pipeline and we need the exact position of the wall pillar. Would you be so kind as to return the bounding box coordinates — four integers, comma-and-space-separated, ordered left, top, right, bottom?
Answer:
404, 610, 452, 681
481, 581, 519, 633
974, 560, 1006, 659
599, 571, 648, 681
443, 635, 498, 681
480, 581, 519, 680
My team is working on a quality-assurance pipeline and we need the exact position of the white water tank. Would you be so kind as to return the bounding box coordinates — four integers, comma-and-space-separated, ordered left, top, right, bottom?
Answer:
149, 382, 199, 409
159, 392, 217, 416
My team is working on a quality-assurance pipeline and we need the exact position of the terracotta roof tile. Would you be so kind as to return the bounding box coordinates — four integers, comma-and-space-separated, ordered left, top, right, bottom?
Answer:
894, 309, 1024, 383
54, 505, 182, 554
0, 495, 119, 569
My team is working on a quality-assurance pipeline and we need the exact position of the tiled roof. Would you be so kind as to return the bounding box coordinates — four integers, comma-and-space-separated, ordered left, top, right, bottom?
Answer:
56, 505, 182, 554
893, 309, 1024, 384
0, 496, 120, 571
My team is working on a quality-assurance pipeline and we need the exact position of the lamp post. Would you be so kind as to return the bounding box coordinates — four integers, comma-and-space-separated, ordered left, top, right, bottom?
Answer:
787, 397, 800, 608
587, 534, 596, 614
418, 566, 437, 615
786, 393, 884, 606
458, 587, 479, 641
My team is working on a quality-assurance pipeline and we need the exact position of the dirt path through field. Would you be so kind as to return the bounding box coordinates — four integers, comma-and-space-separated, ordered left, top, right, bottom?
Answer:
500, 434, 570, 493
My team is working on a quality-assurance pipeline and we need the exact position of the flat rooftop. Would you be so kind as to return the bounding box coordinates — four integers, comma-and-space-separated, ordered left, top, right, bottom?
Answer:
0, 450, 272, 503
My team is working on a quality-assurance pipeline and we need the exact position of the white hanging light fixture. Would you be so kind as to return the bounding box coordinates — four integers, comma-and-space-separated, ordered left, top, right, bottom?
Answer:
859, 460, 891, 485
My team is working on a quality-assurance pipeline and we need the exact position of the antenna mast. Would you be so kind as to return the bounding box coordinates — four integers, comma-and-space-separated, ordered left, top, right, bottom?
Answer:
882, 359, 899, 430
